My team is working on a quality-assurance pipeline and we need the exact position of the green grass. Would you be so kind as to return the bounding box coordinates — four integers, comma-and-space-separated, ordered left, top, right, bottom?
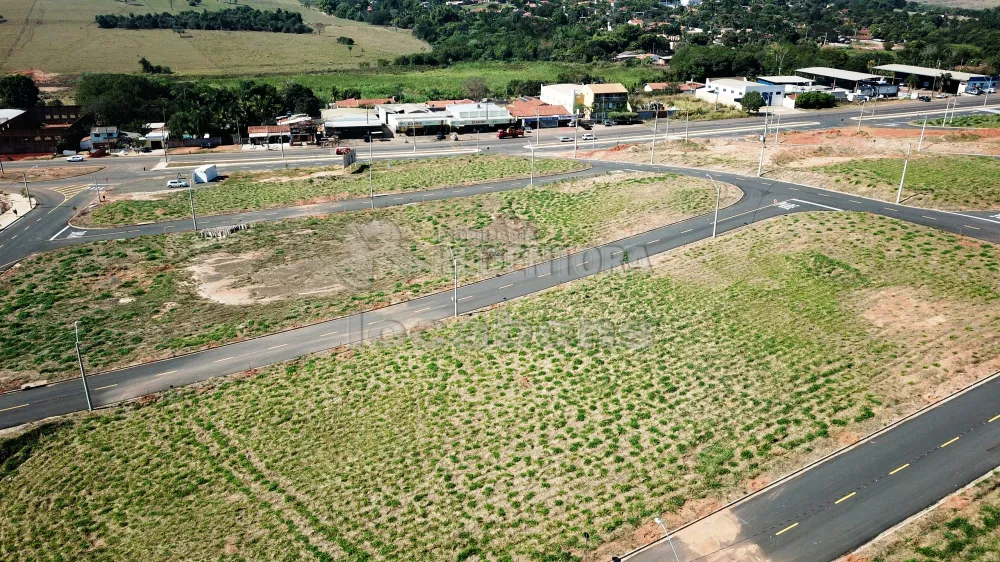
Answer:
0, 0, 427, 76
203, 61, 668, 100
926, 113, 1000, 128
2, 213, 998, 560
640, 94, 748, 122
820, 155, 1000, 209
87, 155, 587, 226
1, 172, 728, 388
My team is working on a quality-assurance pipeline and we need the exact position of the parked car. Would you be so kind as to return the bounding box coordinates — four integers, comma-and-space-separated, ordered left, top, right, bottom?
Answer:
557, 136, 572, 142
167, 179, 190, 188
935, 93, 949, 99
524, 126, 533, 133
335, 147, 352, 155
579, 122, 592, 130
567, 120, 577, 127
200, 141, 216, 149
435, 132, 446, 140
603, 120, 613, 127
66, 155, 85, 162
581, 133, 596, 141
918, 95, 932, 102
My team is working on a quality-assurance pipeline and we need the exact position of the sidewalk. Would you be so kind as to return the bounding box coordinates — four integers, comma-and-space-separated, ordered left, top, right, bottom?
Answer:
0, 193, 35, 231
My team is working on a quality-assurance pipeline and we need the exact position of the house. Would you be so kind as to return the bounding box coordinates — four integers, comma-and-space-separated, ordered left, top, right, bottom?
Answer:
333, 97, 395, 109
643, 81, 702, 94
0, 106, 87, 155
627, 18, 644, 26
506, 98, 574, 128
695, 78, 785, 107
247, 125, 290, 146
90, 126, 119, 149
540, 84, 585, 115
426, 99, 475, 111
582, 83, 631, 120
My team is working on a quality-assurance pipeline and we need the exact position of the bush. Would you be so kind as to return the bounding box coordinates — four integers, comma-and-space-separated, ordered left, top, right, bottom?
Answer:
795, 91, 837, 109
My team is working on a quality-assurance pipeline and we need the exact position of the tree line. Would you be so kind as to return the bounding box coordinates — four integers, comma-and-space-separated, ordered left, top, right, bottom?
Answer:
94, 6, 311, 34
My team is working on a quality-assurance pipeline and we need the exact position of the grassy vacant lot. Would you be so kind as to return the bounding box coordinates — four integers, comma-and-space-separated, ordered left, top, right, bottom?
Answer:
1, 172, 734, 388
206, 62, 667, 101
85, 155, 586, 226
864, 472, 1000, 562
928, 113, 1000, 128
820, 155, 1000, 209
2, 213, 998, 560
0, 0, 427, 76
639, 94, 747, 121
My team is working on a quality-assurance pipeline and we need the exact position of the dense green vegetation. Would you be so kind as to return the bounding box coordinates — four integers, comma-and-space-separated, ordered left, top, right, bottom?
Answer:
0, 171, 726, 386
821, 155, 1000, 209
927, 114, 1000, 128
2, 213, 998, 560
94, 6, 312, 33
87, 155, 586, 226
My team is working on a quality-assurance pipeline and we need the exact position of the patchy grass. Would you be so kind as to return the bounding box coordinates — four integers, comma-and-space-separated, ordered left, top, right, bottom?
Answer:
820, 155, 1000, 209
85, 155, 588, 226
638, 94, 748, 121
0, 172, 733, 388
927, 113, 1000, 129
0, 0, 427, 76
2, 213, 999, 561
864, 472, 1000, 562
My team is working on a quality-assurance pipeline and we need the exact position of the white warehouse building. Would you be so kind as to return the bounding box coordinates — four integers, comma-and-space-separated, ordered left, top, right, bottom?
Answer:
695, 78, 785, 108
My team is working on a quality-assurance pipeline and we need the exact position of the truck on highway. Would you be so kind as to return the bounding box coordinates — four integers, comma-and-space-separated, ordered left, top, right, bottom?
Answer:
497, 128, 525, 139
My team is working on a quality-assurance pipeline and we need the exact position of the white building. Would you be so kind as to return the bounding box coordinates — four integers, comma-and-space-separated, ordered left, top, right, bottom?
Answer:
540, 84, 584, 115
695, 78, 785, 107
444, 102, 514, 130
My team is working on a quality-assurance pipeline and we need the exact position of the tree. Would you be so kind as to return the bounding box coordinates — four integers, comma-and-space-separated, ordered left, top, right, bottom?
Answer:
0, 74, 40, 108
463, 77, 489, 101
281, 82, 322, 117
740, 91, 765, 113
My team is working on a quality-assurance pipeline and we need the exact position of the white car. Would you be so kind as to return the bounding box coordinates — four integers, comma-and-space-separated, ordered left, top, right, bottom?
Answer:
581, 133, 596, 141
167, 179, 190, 188
66, 155, 85, 162
558, 136, 572, 142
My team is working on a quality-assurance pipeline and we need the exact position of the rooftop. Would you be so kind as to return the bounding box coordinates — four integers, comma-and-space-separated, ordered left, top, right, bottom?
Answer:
757, 75, 812, 84
0, 109, 26, 123
507, 98, 572, 118
541, 83, 584, 95
872, 64, 987, 82
707, 78, 762, 88
584, 83, 628, 94
796, 67, 880, 82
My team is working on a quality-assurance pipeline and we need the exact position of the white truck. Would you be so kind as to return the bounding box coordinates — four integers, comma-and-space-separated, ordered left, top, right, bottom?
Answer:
193, 164, 218, 184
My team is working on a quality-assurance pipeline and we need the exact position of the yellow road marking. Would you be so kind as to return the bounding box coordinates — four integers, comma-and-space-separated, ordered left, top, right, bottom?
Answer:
154, 370, 177, 377
0, 403, 29, 413
941, 436, 960, 448
989, 413, 1000, 423
267, 344, 287, 350
94, 384, 117, 391
213, 357, 235, 363
835, 492, 856, 504
775, 522, 798, 536
889, 463, 910, 475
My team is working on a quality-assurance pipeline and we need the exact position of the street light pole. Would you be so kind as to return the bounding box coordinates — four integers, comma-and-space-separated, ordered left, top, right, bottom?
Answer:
684, 111, 690, 142
535, 109, 540, 147
896, 142, 911, 204
21, 165, 35, 209
756, 135, 766, 178
188, 186, 198, 231
369, 139, 374, 209
918, 115, 927, 151
708, 174, 721, 238
573, 112, 578, 159
529, 147, 535, 185
654, 518, 682, 562
446, 245, 458, 318
650, 109, 658, 164
75, 321, 93, 412
856, 101, 866, 134
774, 113, 781, 145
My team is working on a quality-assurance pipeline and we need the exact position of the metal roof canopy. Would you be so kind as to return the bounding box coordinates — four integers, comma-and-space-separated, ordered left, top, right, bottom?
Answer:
758, 75, 813, 84
796, 67, 881, 82
872, 64, 987, 82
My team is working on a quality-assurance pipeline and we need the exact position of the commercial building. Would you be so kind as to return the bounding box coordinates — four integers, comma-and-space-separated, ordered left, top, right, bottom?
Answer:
247, 125, 290, 145
695, 78, 785, 107
872, 64, 992, 94
321, 108, 384, 140
581, 83, 630, 120
757, 76, 813, 88
443, 102, 515, 131
0, 106, 87, 155
507, 98, 574, 128
376, 103, 446, 135
540, 84, 584, 115
795, 67, 881, 91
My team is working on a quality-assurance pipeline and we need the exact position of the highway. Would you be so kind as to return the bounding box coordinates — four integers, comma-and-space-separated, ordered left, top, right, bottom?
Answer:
1, 95, 999, 562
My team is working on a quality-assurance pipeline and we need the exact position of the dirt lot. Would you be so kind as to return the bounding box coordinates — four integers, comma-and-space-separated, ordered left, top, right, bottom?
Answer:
578, 125, 1000, 210
0, 165, 105, 185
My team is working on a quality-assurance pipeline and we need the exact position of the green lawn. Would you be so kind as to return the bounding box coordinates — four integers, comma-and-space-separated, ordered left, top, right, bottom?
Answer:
1, 172, 733, 388
927, 113, 1000, 128
819, 155, 1000, 209
86, 155, 587, 226
0, 0, 428, 76
2, 213, 999, 560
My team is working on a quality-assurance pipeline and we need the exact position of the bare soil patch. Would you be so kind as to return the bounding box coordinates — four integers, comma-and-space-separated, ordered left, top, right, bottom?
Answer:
0, 165, 104, 184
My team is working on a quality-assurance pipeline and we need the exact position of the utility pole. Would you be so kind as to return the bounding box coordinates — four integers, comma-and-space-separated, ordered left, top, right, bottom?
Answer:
918, 115, 927, 151
21, 168, 33, 209
529, 147, 535, 185
188, 186, 198, 231
856, 101, 866, 134
75, 322, 93, 412
664, 112, 670, 142
708, 174, 721, 238
654, 518, 681, 562
535, 108, 540, 146
684, 111, 690, 142
453, 252, 458, 318
476, 127, 480, 153
650, 109, 658, 164
896, 142, 911, 204
573, 112, 578, 159
369, 139, 374, 209
756, 135, 766, 178
162, 108, 169, 164
774, 113, 781, 145
949, 99, 957, 125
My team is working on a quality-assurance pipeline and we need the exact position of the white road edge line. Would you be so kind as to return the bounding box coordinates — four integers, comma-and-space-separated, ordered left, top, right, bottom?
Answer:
49, 225, 71, 241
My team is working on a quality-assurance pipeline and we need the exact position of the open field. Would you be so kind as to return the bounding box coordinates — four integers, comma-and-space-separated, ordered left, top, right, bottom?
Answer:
82, 155, 588, 226
1, 212, 998, 560
857, 472, 1000, 562
927, 113, 1000, 129
204, 62, 668, 100
586, 126, 1000, 210
0, 171, 736, 388
0, 0, 427, 76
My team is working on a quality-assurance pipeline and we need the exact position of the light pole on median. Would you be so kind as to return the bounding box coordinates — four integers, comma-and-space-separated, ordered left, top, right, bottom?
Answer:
654, 518, 682, 562
188, 186, 198, 231
756, 134, 766, 178
684, 111, 689, 142
369, 137, 375, 209
75, 321, 93, 412
529, 146, 535, 186
21, 165, 36, 209
650, 108, 658, 164
535, 109, 540, 147
708, 174, 721, 238
856, 101, 866, 134
774, 113, 781, 145
573, 112, 578, 159
444, 245, 458, 318
896, 142, 911, 204
918, 115, 927, 152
